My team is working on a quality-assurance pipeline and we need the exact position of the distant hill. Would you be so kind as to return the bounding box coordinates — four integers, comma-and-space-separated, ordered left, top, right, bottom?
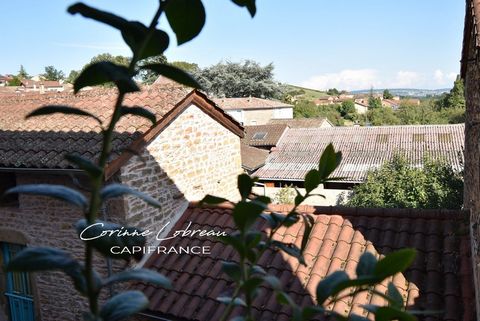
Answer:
350, 88, 451, 98
283, 84, 329, 100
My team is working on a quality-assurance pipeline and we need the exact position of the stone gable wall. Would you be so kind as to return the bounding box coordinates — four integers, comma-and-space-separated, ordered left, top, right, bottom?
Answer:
120, 103, 242, 239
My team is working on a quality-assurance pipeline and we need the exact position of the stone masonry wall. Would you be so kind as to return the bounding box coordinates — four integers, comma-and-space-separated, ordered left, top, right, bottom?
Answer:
464, 16, 480, 320
120, 103, 242, 240
0, 173, 126, 321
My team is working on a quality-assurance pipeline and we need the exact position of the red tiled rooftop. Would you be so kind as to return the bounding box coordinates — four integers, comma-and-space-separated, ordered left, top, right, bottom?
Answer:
139, 204, 474, 321
243, 124, 289, 147
0, 84, 243, 175
213, 97, 293, 110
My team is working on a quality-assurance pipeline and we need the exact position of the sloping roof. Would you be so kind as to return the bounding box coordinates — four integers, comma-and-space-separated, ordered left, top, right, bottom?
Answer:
269, 118, 334, 128
253, 125, 464, 182
0, 84, 244, 178
241, 144, 270, 171
138, 204, 474, 321
243, 124, 289, 147
213, 97, 293, 110
461, 0, 480, 77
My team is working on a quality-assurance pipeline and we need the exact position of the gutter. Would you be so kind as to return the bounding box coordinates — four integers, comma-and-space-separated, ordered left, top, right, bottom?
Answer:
0, 167, 85, 175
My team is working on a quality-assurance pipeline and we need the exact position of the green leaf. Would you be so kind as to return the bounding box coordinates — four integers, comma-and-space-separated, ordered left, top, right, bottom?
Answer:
65, 154, 102, 179
100, 291, 149, 321
356, 251, 377, 277
103, 269, 171, 289
349, 314, 370, 321
123, 23, 169, 60
74, 61, 139, 94
304, 169, 321, 193
199, 194, 229, 205
272, 241, 305, 265
221, 261, 242, 282
4, 184, 87, 210
294, 188, 304, 206
263, 275, 282, 291
68, 3, 128, 30
26, 105, 102, 124
387, 282, 404, 309
6, 247, 90, 295
362, 306, 416, 321
218, 232, 246, 255
119, 106, 156, 125
238, 174, 254, 200
241, 276, 264, 295
68, 4, 169, 60
232, 201, 264, 231
231, 0, 257, 17
316, 271, 350, 305
76, 219, 147, 261
318, 143, 342, 180
276, 291, 296, 306
165, 0, 206, 45
374, 249, 416, 279
301, 214, 315, 253
100, 184, 161, 208
217, 296, 246, 307
140, 64, 201, 88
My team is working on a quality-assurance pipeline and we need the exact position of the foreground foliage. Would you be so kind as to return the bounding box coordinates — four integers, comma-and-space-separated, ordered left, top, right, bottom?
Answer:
3, 1, 424, 321
346, 155, 463, 209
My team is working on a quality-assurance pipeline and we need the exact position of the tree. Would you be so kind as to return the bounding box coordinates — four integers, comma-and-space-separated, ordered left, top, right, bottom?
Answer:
6, 76, 21, 86
137, 55, 168, 84
170, 61, 199, 73
327, 88, 340, 96
193, 60, 282, 98
368, 96, 382, 109
383, 89, 393, 99
346, 155, 463, 209
42, 65, 65, 81
368, 107, 399, 125
440, 76, 465, 109
338, 100, 357, 121
87, 53, 131, 67
66, 70, 79, 84
18, 65, 29, 79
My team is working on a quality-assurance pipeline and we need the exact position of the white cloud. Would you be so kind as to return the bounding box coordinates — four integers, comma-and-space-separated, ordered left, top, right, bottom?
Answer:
300, 68, 458, 91
433, 69, 457, 86
390, 71, 422, 88
301, 69, 380, 91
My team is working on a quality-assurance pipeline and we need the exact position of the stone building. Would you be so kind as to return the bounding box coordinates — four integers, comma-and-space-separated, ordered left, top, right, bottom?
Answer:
0, 83, 244, 321
462, 1, 480, 319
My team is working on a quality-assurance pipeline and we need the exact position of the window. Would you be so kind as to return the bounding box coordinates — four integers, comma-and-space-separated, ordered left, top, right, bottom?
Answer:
0, 173, 18, 207
1, 243, 34, 321
252, 132, 267, 140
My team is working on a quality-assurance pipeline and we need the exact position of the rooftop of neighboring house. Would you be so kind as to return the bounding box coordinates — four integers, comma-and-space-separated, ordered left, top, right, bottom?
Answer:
243, 124, 289, 147
21, 79, 63, 88
137, 203, 474, 321
254, 124, 464, 182
268, 118, 333, 128
240, 143, 270, 171
213, 97, 293, 110
0, 84, 243, 179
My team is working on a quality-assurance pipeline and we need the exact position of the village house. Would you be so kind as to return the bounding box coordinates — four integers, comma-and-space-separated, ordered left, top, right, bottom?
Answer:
214, 97, 293, 125
0, 75, 13, 87
0, 83, 244, 321
20, 79, 65, 93
268, 117, 333, 128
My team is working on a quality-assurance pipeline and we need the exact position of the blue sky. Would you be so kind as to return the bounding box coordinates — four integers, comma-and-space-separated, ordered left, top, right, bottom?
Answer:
0, 1, 465, 90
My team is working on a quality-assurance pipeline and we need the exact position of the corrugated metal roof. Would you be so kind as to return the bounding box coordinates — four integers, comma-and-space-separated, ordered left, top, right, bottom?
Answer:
254, 124, 464, 182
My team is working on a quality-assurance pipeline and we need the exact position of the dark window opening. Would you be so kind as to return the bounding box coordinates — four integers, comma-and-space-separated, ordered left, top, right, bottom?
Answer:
0, 173, 18, 207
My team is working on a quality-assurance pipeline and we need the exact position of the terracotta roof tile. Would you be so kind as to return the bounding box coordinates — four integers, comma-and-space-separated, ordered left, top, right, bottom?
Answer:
240, 144, 270, 171
269, 118, 333, 128
139, 205, 475, 321
213, 97, 293, 110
